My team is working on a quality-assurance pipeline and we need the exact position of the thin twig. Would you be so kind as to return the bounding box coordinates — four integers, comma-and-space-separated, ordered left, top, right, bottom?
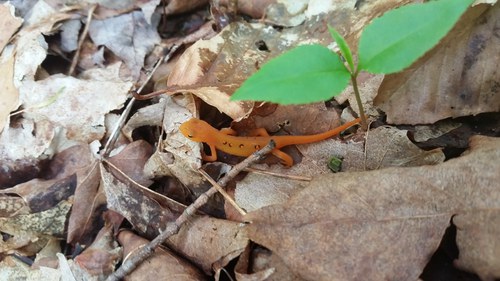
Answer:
105, 140, 276, 281
68, 4, 97, 76
101, 45, 179, 157
197, 168, 247, 216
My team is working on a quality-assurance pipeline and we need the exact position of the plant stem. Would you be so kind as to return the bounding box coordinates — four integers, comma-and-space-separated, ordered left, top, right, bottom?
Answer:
350, 73, 367, 130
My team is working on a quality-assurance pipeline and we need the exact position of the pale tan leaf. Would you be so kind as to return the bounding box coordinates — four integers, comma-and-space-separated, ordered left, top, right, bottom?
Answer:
0, 3, 23, 53
0, 53, 19, 134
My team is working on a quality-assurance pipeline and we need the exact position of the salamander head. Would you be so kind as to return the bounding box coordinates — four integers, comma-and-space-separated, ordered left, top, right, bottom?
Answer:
179, 118, 214, 142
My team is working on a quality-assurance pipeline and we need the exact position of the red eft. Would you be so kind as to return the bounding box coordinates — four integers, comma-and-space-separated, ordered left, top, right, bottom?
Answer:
179, 117, 361, 167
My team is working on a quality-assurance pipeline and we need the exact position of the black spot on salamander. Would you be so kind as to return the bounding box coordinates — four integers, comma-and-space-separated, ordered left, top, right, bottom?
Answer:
228, 143, 232, 147
222, 141, 228, 145
254, 145, 261, 150
239, 144, 244, 148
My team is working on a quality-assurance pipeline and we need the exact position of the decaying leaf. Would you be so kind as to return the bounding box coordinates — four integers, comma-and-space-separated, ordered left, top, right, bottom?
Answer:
375, 3, 500, 124
245, 136, 499, 280
118, 230, 206, 281
0, 200, 72, 255
100, 163, 179, 238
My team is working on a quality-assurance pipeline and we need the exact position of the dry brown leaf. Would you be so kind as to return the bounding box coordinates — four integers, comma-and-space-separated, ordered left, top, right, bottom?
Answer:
235, 174, 306, 213
245, 136, 499, 280
32, 238, 61, 270
66, 162, 104, 245
74, 224, 122, 278
100, 163, 179, 238
375, 3, 500, 124
362, 126, 445, 169
252, 104, 341, 135
454, 211, 500, 280
108, 140, 154, 187
167, 215, 249, 275
118, 230, 206, 281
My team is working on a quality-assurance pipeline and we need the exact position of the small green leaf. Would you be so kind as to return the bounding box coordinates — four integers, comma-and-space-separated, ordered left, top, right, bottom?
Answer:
358, 0, 474, 74
231, 44, 351, 104
328, 25, 355, 73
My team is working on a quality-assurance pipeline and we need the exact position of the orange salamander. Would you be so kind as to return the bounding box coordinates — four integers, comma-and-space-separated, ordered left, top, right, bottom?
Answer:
180, 117, 361, 167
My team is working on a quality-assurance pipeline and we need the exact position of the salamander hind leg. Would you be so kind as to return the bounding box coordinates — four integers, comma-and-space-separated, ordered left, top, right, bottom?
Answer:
271, 149, 294, 167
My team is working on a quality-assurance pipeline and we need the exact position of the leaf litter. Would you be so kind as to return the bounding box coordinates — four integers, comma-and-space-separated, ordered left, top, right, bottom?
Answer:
0, 0, 498, 280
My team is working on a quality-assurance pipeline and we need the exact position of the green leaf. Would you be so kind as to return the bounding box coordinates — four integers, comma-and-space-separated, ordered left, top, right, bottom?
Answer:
328, 25, 355, 73
358, 0, 474, 74
231, 44, 351, 104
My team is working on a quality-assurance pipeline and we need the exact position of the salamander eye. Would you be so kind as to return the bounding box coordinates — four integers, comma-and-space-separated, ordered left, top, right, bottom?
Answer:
187, 134, 193, 138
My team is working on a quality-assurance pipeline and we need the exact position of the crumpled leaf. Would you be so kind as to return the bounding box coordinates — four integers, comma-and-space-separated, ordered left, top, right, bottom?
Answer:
245, 135, 499, 280
89, 10, 161, 79
374, 3, 500, 124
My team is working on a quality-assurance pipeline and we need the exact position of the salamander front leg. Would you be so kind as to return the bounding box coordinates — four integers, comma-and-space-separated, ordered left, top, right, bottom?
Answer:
220, 127, 237, 136
201, 144, 218, 162
248, 128, 270, 137
271, 149, 294, 167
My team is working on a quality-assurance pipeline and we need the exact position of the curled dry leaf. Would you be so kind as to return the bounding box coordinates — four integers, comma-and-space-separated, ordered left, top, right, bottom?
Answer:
118, 230, 206, 281
375, 3, 500, 124
245, 136, 499, 280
